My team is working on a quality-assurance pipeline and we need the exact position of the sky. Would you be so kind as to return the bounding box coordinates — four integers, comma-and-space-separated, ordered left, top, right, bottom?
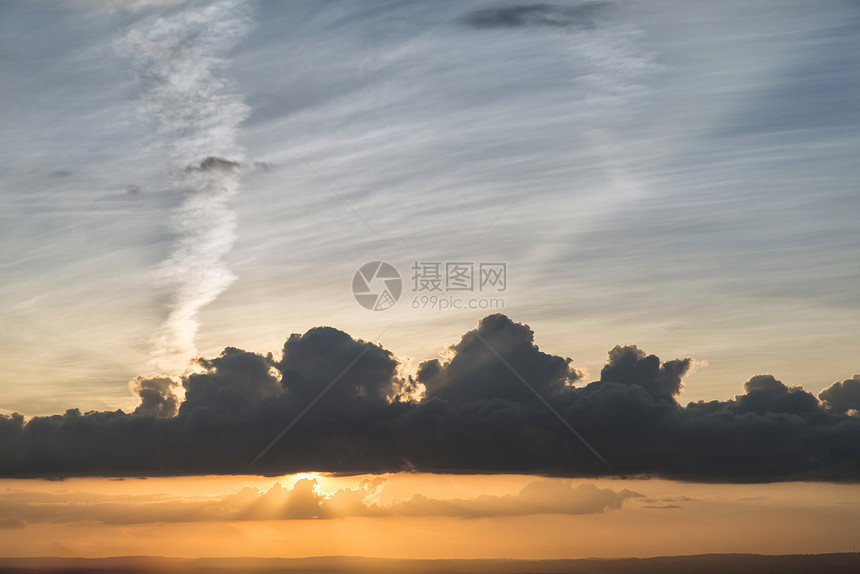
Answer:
1, 0, 860, 560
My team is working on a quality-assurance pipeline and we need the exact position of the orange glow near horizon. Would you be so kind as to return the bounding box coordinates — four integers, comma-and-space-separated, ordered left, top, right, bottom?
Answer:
0, 473, 858, 559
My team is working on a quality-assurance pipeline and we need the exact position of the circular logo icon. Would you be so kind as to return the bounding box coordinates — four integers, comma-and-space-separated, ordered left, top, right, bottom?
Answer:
352, 261, 402, 311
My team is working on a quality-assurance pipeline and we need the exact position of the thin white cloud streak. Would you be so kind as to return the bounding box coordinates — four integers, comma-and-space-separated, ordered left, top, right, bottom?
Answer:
555, 21, 659, 242
116, 0, 251, 372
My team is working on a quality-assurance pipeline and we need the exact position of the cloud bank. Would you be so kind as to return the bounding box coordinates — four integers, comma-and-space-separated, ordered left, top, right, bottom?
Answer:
0, 477, 639, 528
1, 314, 858, 482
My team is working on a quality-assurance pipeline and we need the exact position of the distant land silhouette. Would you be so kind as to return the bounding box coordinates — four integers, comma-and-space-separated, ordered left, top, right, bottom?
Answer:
1, 554, 860, 573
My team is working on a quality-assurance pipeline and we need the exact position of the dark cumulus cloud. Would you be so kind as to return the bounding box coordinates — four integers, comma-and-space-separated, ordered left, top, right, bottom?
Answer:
1, 314, 859, 482
185, 155, 242, 173
819, 375, 860, 414
462, 2, 611, 30
130, 376, 180, 418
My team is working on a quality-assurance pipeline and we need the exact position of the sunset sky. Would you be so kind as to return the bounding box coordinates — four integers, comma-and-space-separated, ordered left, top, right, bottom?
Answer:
1, 0, 859, 561
1, 473, 859, 559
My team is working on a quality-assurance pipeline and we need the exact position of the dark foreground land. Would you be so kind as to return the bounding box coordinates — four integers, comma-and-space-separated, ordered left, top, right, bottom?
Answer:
1, 554, 860, 574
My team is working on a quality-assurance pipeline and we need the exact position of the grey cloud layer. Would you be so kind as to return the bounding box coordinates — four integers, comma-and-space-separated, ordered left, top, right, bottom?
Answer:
1, 315, 858, 482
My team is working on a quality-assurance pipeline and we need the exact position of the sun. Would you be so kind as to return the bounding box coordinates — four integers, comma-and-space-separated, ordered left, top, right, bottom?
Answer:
279, 472, 329, 493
